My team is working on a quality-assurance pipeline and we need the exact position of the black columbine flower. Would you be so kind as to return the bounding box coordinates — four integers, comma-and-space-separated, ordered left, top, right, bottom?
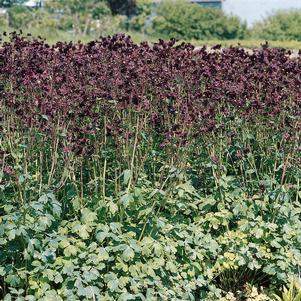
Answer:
0, 33, 300, 155
3, 166, 15, 176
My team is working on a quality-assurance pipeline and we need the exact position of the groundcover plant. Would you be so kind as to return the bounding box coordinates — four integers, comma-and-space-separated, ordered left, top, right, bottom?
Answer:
0, 32, 301, 301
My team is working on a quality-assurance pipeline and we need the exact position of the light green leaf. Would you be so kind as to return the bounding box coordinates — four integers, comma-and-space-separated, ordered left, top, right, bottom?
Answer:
64, 245, 78, 257
254, 228, 264, 238
153, 243, 163, 257
43, 269, 55, 281
107, 279, 119, 292
54, 273, 64, 284
0, 266, 5, 276
122, 246, 135, 262
59, 238, 70, 249
166, 261, 177, 273
120, 193, 133, 208
38, 194, 48, 204
72, 224, 90, 240
123, 170, 132, 185
4, 294, 12, 301
117, 292, 134, 301
81, 208, 97, 224
8, 229, 16, 240
99, 247, 109, 261
5, 274, 21, 286
109, 202, 118, 215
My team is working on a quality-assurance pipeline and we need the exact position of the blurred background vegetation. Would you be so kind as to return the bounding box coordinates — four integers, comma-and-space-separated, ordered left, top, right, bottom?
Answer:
1, 0, 301, 48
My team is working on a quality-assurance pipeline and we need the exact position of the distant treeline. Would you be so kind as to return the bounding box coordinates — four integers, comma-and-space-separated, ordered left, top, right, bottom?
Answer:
0, 0, 301, 41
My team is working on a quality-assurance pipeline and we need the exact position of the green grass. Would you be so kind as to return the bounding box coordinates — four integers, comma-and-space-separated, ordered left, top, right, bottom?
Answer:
192, 39, 301, 49
3, 27, 301, 50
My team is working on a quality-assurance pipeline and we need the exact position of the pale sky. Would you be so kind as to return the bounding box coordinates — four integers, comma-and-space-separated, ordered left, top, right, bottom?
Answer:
223, 0, 301, 26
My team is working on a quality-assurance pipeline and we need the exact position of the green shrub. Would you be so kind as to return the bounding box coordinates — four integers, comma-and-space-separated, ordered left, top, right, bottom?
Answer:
7, 6, 58, 30
44, 0, 112, 35
151, 0, 247, 40
0, 15, 8, 28
128, 0, 153, 31
273, 278, 301, 301
251, 9, 301, 41
1, 172, 301, 300
27, 9, 59, 31
7, 6, 32, 29
91, 15, 126, 36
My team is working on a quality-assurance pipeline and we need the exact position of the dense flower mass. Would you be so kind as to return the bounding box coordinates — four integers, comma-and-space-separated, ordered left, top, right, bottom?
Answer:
0, 33, 301, 151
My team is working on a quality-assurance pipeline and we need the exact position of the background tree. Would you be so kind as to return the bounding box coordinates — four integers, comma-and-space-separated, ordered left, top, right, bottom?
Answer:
251, 9, 301, 41
128, 0, 152, 31
46, 0, 111, 35
7, 6, 32, 28
0, 0, 25, 7
152, 0, 247, 40
107, 0, 136, 16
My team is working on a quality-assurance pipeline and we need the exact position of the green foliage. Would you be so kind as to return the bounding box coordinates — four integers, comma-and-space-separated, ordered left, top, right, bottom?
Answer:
151, 0, 247, 40
3, 0, 301, 45
45, 0, 111, 35
6, 6, 58, 30
128, 0, 152, 31
1, 164, 301, 299
251, 9, 301, 41
91, 15, 126, 36
107, 0, 136, 16
0, 0, 25, 8
7, 6, 31, 29
221, 284, 273, 300
274, 278, 301, 301
0, 14, 8, 28
28, 9, 60, 31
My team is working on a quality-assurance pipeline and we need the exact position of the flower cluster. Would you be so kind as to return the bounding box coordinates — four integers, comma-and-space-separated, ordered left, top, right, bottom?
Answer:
0, 33, 300, 152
